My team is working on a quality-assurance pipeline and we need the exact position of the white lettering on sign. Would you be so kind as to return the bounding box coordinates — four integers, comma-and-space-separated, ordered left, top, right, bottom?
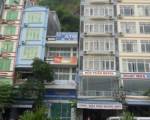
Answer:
81, 71, 116, 76
77, 103, 122, 110
122, 73, 150, 79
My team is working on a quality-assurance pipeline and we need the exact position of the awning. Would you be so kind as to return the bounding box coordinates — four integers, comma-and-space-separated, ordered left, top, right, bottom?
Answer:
77, 100, 122, 110
126, 99, 150, 106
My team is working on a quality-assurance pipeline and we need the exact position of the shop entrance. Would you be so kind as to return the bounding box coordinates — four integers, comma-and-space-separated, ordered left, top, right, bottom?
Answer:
83, 109, 119, 120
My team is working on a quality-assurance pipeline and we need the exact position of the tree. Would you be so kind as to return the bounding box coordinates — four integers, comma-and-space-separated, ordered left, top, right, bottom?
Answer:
0, 84, 14, 120
16, 58, 54, 107
19, 106, 51, 120
122, 111, 134, 120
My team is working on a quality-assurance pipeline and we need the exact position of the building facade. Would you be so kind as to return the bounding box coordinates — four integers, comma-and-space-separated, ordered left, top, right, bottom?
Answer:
0, 0, 24, 85
78, 0, 150, 119
45, 32, 78, 120
0, 0, 4, 17
16, 6, 48, 68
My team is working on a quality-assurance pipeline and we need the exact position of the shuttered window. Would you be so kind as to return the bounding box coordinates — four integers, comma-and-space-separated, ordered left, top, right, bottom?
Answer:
22, 47, 39, 59
6, 0, 19, 5
0, 59, 11, 71
27, 13, 42, 23
4, 26, 16, 35
6, 11, 18, 20
25, 28, 41, 40
1, 41, 14, 52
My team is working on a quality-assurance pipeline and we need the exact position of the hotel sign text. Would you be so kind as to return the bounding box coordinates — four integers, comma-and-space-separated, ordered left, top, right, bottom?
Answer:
81, 71, 116, 76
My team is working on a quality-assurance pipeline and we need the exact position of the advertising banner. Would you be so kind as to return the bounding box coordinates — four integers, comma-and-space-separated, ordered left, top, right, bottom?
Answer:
81, 71, 116, 76
122, 73, 150, 79
56, 32, 78, 41
53, 56, 77, 64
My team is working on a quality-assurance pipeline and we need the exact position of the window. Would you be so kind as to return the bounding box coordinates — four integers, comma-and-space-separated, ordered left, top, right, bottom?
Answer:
4, 26, 16, 35
84, 56, 115, 71
6, 0, 19, 5
122, 59, 150, 72
25, 28, 41, 40
122, 40, 137, 52
51, 103, 71, 120
54, 68, 70, 80
22, 47, 39, 59
84, 6, 113, 17
6, 11, 18, 20
84, 38, 115, 52
27, 13, 42, 23
140, 23, 150, 34
47, 47, 72, 58
84, 22, 113, 33
141, 40, 150, 53
138, 5, 150, 16
0, 58, 11, 71
0, 41, 13, 52
120, 5, 134, 16
121, 22, 136, 34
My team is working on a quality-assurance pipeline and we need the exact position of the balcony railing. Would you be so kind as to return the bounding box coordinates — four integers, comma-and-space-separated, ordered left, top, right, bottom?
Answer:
79, 90, 114, 97
125, 91, 146, 96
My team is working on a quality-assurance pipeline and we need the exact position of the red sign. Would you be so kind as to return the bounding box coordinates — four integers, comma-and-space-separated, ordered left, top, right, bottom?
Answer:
81, 71, 116, 76
53, 56, 77, 64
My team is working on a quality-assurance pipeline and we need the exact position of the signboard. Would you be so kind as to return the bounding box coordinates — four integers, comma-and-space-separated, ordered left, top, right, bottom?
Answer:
77, 103, 122, 110
81, 71, 116, 76
56, 32, 78, 41
53, 56, 77, 64
122, 73, 150, 79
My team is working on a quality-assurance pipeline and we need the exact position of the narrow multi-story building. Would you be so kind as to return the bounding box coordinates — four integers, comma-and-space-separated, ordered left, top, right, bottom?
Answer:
0, 0, 4, 17
0, 0, 24, 85
78, 0, 150, 119
117, 0, 150, 112
45, 32, 78, 120
78, 0, 122, 119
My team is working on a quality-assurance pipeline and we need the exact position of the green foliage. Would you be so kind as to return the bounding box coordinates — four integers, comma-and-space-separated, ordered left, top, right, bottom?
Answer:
38, 0, 80, 32
32, 58, 54, 82
144, 89, 150, 96
0, 84, 14, 109
19, 106, 51, 120
122, 111, 134, 120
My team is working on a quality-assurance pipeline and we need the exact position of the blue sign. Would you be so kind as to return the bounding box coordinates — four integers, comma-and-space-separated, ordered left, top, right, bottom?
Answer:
56, 32, 78, 41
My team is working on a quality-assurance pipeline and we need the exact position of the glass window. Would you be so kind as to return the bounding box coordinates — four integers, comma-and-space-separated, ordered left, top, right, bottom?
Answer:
122, 40, 137, 52
4, 26, 16, 35
25, 28, 41, 40
140, 23, 150, 34
27, 13, 42, 23
0, 58, 11, 71
22, 47, 39, 59
51, 103, 71, 120
1, 41, 13, 52
121, 22, 136, 34
138, 5, 150, 16
6, 11, 18, 20
141, 40, 150, 53
120, 5, 134, 16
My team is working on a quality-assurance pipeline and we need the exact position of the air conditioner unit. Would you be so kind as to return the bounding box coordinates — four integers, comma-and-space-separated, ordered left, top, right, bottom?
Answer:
118, 14, 123, 19
24, 23, 28, 27
84, 51, 87, 54
119, 32, 124, 36
22, 41, 25, 45
109, 16, 113, 19
117, 0, 122, 2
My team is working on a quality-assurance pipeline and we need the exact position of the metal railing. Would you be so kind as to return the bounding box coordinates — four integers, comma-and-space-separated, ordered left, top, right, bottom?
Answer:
79, 90, 114, 97
125, 91, 145, 96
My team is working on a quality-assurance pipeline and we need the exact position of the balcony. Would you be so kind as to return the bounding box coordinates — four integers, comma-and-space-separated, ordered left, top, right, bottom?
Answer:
84, 32, 113, 37
0, 19, 20, 25
89, 0, 112, 4
83, 50, 115, 55
117, 0, 150, 3
79, 90, 114, 97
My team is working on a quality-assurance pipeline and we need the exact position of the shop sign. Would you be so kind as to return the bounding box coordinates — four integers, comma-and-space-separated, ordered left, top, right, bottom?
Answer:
77, 103, 122, 110
56, 32, 78, 41
53, 56, 77, 64
81, 71, 116, 76
122, 73, 150, 79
